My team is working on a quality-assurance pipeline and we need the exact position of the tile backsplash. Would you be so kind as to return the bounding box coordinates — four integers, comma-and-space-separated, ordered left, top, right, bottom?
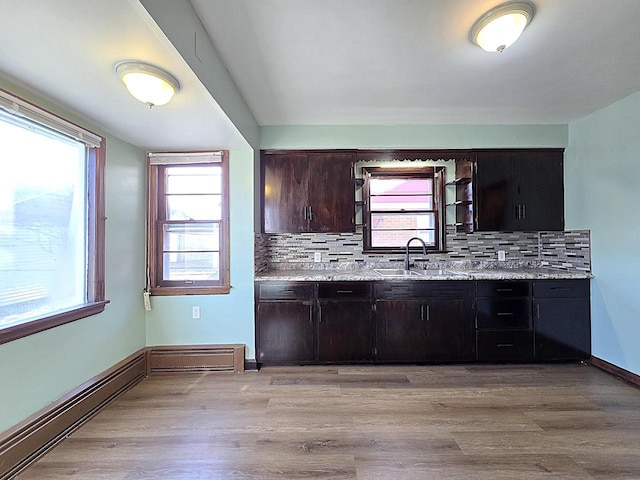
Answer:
255, 227, 591, 273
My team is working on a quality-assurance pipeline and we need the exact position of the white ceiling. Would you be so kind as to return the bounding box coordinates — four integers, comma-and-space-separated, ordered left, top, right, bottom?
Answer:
0, 0, 247, 151
191, 0, 640, 125
1, 1, 639, 151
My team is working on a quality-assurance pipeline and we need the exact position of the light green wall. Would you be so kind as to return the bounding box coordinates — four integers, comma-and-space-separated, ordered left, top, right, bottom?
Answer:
145, 149, 256, 357
566, 91, 640, 376
0, 80, 147, 433
260, 124, 568, 149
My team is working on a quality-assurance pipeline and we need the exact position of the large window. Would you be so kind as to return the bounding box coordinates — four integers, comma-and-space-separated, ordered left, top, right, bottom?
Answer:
0, 89, 106, 344
147, 152, 230, 295
362, 166, 445, 252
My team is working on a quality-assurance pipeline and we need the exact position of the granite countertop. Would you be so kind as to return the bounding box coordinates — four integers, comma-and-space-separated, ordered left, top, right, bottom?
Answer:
255, 263, 593, 282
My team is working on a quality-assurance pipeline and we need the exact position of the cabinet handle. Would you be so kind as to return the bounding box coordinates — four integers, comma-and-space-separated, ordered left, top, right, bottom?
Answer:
497, 343, 514, 348
318, 303, 322, 323
496, 288, 513, 292
515, 205, 521, 219
425, 304, 430, 322
336, 290, 353, 294
536, 303, 540, 320
308, 205, 313, 221
522, 204, 526, 219
497, 312, 514, 316
303, 206, 308, 220
420, 304, 425, 322
309, 304, 313, 324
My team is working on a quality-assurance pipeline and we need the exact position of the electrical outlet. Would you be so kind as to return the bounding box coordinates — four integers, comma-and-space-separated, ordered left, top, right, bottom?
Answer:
497, 250, 506, 262
192, 306, 200, 319
314, 252, 322, 263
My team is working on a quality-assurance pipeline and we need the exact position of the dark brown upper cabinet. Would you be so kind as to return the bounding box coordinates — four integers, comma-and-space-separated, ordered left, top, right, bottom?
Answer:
473, 149, 564, 231
261, 151, 355, 233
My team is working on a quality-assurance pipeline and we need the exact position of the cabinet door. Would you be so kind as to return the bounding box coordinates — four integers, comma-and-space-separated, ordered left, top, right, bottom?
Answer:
307, 152, 355, 232
424, 298, 475, 361
534, 297, 590, 360
318, 300, 373, 362
376, 300, 429, 362
473, 152, 515, 231
514, 151, 564, 231
257, 302, 315, 364
262, 153, 309, 233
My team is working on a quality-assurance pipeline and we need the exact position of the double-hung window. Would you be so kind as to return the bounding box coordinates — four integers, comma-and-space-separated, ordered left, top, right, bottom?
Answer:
362, 166, 445, 252
147, 152, 230, 295
0, 89, 106, 344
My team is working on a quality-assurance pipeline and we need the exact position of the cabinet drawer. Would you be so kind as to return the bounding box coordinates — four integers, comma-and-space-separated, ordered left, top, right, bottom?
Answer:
533, 279, 589, 298
318, 282, 370, 299
477, 330, 533, 362
476, 281, 529, 298
375, 281, 473, 300
258, 283, 314, 300
476, 298, 531, 329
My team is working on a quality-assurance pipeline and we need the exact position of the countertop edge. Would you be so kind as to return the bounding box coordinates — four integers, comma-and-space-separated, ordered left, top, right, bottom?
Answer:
255, 270, 593, 282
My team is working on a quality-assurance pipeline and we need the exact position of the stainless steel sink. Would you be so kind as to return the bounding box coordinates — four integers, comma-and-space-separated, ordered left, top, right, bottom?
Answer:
373, 268, 422, 277
416, 269, 466, 276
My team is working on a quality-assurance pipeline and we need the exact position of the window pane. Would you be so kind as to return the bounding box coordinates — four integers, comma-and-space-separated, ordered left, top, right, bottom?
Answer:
371, 230, 435, 248
163, 223, 219, 252
0, 117, 87, 329
369, 178, 432, 195
163, 252, 219, 281
166, 195, 222, 220
371, 213, 435, 230
370, 195, 433, 211
166, 166, 221, 194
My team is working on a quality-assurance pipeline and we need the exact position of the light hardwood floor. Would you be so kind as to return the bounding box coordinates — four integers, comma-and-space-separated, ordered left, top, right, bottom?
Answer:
17, 363, 640, 479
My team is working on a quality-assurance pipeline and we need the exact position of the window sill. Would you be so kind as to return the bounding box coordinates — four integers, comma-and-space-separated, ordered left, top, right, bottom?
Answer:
0, 300, 110, 346
149, 286, 231, 296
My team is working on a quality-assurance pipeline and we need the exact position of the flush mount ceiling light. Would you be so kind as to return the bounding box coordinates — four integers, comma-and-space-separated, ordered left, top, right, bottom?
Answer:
115, 61, 180, 108
470, 1, 535, 53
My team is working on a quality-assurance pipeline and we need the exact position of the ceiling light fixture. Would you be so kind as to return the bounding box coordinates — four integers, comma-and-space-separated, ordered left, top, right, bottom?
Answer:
470, 1, 535, 53
115, 61, 180, 108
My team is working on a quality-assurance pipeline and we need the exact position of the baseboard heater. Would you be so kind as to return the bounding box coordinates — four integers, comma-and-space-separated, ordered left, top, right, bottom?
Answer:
146, 344, 245, 374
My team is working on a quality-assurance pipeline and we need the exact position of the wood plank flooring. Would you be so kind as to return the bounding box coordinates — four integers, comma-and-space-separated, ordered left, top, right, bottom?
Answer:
16, 363, 640, 479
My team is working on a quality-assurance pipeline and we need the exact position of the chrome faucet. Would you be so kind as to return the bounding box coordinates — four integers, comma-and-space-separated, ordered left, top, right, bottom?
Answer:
405, 237, 427, 271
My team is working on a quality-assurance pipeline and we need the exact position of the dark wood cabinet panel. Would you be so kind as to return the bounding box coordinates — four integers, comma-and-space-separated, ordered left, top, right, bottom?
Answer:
514, 151, 564, 231
318, 300, 373, 363
476, 298, 531, 329
257, 302, 315, 364
473, 149, 564, 232
262, 153, 309, 233
376, 301, 428, 362
533, 280, 590, 361
423, 298, 475, 362
308, 152, 355, 232
475, 280, 533, 362
477, 330, 534, 362
375, 282, 474, 363
474, 152, 514, 231
261, 151, 355, 233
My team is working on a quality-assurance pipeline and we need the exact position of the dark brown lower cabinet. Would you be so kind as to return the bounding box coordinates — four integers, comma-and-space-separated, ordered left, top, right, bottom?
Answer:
376, 299, 474, 362
256, 278, 590, 366
475, 280, 533, 362
256, 302, 314, 364
256, 282, 315, 364
318, 300, 373, 363
376, 300, 427, 362
375, 281, 474, 363
533, 280, 590, 361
